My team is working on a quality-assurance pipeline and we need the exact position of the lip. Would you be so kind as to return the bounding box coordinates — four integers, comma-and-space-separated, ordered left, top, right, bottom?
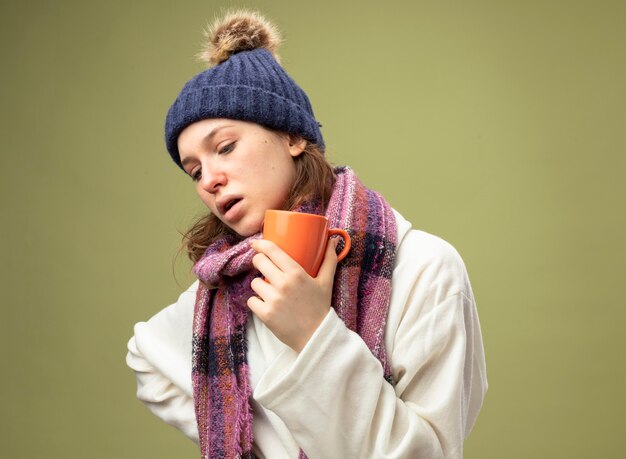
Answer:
217, 195, 244, 222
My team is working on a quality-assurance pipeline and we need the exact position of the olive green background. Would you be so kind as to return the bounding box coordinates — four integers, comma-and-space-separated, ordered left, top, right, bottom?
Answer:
1, 0, 624, 457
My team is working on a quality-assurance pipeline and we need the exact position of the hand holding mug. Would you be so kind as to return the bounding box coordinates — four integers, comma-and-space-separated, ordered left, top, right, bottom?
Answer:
262, 210, 351, 277
247, 210, 351, 352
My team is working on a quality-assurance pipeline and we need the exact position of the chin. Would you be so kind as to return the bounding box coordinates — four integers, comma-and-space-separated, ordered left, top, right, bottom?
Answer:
234, 229, 255, 238
233, 221, 263, 238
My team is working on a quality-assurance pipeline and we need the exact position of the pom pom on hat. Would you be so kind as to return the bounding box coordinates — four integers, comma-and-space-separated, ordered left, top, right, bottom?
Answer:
165, 9, 324, 171
198, 10, 282, 65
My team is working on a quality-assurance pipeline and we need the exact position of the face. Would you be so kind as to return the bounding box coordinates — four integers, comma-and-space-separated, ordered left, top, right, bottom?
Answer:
178, 118, 306, 237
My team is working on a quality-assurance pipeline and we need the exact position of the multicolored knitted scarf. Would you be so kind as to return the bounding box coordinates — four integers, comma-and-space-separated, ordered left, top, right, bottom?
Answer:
191, 166, 397, 459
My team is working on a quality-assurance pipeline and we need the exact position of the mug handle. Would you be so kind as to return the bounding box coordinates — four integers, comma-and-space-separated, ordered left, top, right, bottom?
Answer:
328, 229, 351, 262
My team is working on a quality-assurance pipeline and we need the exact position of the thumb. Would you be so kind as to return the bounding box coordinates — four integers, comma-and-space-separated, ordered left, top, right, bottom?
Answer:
317, 238, 340, 282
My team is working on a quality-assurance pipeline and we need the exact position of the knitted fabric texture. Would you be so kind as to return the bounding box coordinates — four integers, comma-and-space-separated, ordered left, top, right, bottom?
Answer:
165, 48, 324, 171
191, 166, 397, 459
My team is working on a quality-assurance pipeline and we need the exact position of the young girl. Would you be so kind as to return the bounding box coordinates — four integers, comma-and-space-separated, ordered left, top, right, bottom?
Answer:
126, 10, 487, 459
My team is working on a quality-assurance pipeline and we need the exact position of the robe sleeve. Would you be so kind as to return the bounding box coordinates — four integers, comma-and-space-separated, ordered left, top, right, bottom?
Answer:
125, 281, 200, 445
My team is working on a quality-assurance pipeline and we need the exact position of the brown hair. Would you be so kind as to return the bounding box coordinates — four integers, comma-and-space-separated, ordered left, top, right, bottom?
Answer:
176, 136, 335, 269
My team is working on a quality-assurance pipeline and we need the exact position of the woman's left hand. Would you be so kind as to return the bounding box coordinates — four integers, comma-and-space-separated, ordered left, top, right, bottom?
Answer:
248, 238, 339, 353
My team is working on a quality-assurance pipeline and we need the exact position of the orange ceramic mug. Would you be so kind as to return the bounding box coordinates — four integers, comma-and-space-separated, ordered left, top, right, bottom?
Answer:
263, 210, 351, 277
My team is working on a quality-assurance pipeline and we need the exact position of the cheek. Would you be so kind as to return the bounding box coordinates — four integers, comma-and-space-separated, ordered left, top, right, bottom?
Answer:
276, 167, 297, 202
258, 170, 292, 207
197, 189, 217, 210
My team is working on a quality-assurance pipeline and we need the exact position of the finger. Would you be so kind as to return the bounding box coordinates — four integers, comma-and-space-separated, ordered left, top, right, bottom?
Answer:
250, 275, 274, 300
246, 294, 267, 317
252, 252, 283, 283
252, 239, 303, 274
316, 238, 339, 283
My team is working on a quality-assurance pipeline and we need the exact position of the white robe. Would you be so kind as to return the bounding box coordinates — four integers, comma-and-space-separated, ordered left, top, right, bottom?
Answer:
126, 209, 488, 458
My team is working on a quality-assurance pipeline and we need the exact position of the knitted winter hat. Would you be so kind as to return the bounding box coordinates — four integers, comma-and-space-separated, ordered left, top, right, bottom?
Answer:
165, 10, 325, 171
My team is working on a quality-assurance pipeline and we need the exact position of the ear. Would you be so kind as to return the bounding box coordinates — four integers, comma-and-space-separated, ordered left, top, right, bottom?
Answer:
287, 135, 307, 158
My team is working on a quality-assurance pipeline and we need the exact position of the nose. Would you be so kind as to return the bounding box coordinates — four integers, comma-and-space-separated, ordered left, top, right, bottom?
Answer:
199, 162, 226, 194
